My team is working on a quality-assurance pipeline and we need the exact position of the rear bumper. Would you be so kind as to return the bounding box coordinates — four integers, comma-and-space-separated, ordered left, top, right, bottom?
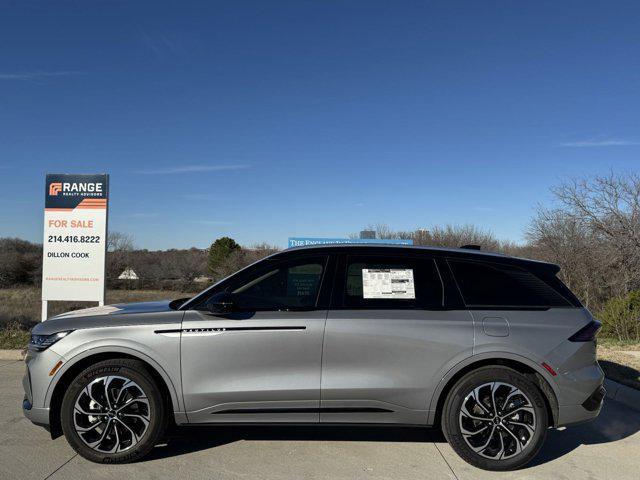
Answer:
557, 384, 606, 427
582, 385, 606, 411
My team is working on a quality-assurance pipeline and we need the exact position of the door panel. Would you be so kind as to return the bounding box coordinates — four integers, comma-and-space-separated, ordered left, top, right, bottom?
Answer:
181, 310, 326, 423
320, 309, 474, 424
320, 253, 474, 424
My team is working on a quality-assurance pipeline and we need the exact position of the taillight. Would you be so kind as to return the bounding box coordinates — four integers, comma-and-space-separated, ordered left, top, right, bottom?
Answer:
568, 320, 602, 342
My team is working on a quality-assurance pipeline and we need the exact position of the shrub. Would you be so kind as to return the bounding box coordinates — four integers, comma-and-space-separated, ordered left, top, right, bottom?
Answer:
598, 290, 640, 342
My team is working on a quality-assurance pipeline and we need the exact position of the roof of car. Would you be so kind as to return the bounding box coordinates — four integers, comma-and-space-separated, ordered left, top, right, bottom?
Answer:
277, 244, 558, 271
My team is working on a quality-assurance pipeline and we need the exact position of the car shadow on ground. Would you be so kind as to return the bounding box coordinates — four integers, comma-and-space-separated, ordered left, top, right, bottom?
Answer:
528, 399, 640, 467
145, 400, 640, 467
598, 359, 640, 391
147, 424, 437, 461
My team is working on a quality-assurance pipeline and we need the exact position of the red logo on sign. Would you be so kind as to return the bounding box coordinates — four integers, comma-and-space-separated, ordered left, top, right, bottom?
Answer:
49, 183, 63, 196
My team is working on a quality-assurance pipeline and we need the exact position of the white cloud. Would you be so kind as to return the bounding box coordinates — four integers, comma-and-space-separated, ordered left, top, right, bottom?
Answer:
0, 71, 84, 80
141, 32, 183, 60
560, 139, 639, 147
134, 164, 250, 174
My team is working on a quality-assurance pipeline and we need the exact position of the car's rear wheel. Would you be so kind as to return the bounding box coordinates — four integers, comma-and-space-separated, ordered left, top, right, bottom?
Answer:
442, 366, 548, 471
60, 358, 166, 463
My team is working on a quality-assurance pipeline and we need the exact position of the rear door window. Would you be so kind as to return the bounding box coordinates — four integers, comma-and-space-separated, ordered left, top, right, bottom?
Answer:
343, 255, 443, 309
448, 259, 572, 308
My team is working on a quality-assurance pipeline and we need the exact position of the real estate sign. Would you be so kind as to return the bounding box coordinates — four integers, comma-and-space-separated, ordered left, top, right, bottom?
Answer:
287, 237, 413, 248
42, 174, 109, 313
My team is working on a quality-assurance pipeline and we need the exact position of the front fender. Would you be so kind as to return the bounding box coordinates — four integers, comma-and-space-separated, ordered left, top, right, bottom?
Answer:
46, 328, 183, 413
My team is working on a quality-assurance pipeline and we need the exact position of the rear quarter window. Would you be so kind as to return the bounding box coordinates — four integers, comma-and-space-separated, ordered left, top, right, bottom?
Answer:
448, 259, 575, 309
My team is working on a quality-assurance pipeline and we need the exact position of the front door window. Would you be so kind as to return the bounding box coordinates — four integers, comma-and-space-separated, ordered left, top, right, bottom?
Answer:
230, 257, 327, 311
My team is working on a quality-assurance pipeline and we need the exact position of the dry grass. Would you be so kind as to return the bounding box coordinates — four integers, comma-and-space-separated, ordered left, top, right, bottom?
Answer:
598, 338, 640, 390
0, 323, 30, 349
598, 337, 640, 351
0, 287, 197, 330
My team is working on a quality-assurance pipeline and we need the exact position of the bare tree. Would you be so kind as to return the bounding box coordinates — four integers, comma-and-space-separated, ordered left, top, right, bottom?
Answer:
551, 172, 640, 295
526, 208, 606, 308
247, 243, 280, 260
351, 224, 500, 249
417, 224, 501, 250
208, 244, 280, 282
350, 224, 397, 240
372, 223, 394, 239
171, 248, 208, 282
106, 232, 135, 283
107, 232, 134, 252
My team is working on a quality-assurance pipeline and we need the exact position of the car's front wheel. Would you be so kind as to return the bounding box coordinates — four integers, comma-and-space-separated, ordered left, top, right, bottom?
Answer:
442, 366, 548, 471
60, 358, 166, 463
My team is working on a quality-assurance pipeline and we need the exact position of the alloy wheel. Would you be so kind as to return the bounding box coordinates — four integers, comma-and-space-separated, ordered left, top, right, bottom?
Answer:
73, 375, 151, 453
458, 381, 537, 460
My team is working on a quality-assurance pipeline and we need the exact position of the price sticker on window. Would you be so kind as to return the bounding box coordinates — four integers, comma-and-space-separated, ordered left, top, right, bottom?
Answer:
362, 268, 415, 299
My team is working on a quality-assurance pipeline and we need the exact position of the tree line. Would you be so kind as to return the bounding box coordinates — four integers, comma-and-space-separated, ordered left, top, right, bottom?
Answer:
0, 234, 278, 292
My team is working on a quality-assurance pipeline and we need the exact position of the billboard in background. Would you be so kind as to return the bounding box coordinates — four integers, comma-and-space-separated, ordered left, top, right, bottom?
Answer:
42, 174, 109, 303
288, 237, 413, 248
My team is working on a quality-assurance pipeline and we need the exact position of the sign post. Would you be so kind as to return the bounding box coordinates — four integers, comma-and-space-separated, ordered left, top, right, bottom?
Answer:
41, 174, 109, 320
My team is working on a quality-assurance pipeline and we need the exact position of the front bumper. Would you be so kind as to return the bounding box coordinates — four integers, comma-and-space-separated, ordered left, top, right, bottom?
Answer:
21, 347, 63, 430
22, 397, 50, 429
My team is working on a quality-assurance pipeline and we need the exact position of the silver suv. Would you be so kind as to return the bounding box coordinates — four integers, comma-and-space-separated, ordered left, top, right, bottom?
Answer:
23, 245, 605, 470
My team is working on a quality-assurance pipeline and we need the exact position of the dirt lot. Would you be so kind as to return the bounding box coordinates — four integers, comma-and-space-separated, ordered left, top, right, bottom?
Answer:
598, 338, 640, 390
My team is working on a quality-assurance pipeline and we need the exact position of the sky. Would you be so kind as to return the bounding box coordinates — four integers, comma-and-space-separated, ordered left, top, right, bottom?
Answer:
1, 0, 639, 250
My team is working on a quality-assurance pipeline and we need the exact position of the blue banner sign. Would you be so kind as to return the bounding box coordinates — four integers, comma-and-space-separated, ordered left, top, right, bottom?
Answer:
288, 237, 413, 248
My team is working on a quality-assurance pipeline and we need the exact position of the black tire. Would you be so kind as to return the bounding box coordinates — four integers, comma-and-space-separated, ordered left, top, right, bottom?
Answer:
442, 366, 548, 471
60, 358, 166, 463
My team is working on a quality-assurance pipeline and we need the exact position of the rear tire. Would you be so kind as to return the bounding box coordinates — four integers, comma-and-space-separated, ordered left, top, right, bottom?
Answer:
442, 366, 548, 471
60, 358, 166, 463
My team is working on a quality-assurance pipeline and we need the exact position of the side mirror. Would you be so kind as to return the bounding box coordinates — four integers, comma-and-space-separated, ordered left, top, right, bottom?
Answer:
205, 293, 235, 314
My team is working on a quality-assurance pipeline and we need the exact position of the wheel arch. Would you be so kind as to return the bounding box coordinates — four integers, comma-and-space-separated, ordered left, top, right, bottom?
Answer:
47, 349, 179, 438
429, 354, 559, 428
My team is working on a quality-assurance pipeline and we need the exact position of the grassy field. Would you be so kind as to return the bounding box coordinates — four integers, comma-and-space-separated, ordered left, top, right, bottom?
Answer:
0, 287, 196, 350
0, 287, 196, 329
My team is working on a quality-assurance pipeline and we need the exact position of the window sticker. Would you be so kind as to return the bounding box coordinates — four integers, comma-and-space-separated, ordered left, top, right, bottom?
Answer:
362, 268, 415, 299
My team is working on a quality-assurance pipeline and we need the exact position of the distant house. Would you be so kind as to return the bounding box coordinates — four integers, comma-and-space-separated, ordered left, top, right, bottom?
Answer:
118, 268, 139, 280
193, 275, 213, 283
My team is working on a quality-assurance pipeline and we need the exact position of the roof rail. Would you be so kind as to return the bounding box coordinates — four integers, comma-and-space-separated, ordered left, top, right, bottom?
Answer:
459, 244, 481, 250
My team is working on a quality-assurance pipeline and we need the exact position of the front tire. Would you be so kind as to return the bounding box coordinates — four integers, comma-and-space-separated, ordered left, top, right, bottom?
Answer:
60, 358, 166, 463
442, 366, 548, 471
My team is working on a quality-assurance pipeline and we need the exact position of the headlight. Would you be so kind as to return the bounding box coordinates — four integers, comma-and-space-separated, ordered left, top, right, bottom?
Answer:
29, 331, 73, 351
